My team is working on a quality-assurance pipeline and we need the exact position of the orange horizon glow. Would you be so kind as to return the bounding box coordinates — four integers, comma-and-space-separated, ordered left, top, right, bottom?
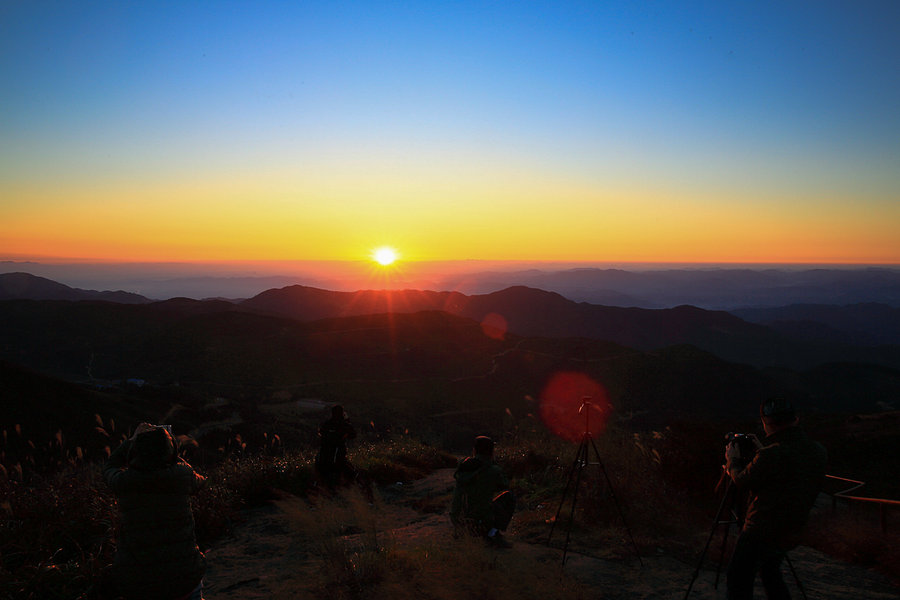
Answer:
3, 178, 898, 265
2, 247, 898, 267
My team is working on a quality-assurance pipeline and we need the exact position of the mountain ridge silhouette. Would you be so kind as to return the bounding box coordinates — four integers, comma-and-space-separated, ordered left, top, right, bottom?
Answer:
239, 284, 900, 371
0, 272, 149, 304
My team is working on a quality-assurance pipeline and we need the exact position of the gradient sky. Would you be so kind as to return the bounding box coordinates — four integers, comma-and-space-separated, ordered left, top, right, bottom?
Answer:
2, 1, 899, 264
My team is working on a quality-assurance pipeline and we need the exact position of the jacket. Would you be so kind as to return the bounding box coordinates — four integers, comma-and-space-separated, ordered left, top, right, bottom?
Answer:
728, 426, 827, 547
450, 453, 508, 526
317, 417, 356, 469
103, 439, 206, 600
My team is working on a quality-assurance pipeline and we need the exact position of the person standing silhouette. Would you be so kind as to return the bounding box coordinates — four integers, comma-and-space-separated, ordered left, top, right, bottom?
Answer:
725, 398, 827, 600
315, 405, 357, 487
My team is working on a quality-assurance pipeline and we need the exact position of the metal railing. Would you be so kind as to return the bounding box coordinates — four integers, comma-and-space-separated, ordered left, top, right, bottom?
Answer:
825, 474, 900, 533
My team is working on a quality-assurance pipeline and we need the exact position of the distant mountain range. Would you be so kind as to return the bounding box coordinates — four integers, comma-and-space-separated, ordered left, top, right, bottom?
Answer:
240, 284, 900, 370
434, 266, 900, 309
733, 303, 900, 347
4, 263, 900, 308
3, 272, 900, 372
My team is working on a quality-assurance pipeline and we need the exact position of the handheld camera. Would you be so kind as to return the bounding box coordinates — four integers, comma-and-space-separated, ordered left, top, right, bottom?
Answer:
724, 432, 758, 469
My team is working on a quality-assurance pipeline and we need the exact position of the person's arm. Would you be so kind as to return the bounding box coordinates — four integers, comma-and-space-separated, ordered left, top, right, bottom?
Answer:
176, 456, 208, 494
103, 439, 133, 492
728, 445, 776, 489
103, 423, 157, 491
188, 468, 207, 494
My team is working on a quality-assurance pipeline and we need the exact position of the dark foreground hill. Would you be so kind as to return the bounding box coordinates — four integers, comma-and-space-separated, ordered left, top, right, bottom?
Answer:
2, 298, 898, 433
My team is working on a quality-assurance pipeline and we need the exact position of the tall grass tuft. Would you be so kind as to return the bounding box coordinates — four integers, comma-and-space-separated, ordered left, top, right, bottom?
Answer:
277, 487, 585, 600
351, 438, 458, 485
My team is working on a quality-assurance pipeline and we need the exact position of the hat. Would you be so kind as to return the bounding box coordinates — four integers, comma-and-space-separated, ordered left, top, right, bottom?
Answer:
760, 397, 796, 424
474, 436, 494, 456
128, 426, 176, 470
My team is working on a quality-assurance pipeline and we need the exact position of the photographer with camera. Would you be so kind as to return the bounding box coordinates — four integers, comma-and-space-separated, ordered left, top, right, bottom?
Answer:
103, 423, 206, 600
724, 398, 827, 600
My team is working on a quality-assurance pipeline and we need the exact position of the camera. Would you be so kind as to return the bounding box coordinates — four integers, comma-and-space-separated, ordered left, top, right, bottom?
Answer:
724, 432, 758, 468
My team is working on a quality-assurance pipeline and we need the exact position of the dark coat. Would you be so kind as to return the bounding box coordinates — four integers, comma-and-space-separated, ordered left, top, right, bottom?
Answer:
103, 438, 206, 600
449, 454, 509, 526
729, 426, 828, 547
316, 416, 356, 472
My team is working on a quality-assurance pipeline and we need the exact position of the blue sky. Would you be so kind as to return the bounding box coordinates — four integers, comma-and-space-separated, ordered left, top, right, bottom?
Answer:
2, 1, 899, 263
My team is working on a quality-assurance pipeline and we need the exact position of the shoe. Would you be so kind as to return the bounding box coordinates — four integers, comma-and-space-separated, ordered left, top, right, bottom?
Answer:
486, 533, 512, 548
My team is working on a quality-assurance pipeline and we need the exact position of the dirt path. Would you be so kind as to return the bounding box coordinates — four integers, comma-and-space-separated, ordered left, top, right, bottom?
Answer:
203, 469, 898, 599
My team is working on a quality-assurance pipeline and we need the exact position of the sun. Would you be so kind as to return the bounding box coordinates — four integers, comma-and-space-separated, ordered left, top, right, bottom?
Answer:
372, 246, 399, 266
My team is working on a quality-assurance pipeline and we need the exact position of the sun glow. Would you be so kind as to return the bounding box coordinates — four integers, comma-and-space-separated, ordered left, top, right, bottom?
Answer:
372, 246, 399, 266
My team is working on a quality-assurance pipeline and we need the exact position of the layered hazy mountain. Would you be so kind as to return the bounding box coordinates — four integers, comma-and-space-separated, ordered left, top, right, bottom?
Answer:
0, 272, 149, 304
3, 262, 899, 308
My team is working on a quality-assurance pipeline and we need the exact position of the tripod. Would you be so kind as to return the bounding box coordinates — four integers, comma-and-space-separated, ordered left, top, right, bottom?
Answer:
684, 472, 808, 600
547, 399, 643, 567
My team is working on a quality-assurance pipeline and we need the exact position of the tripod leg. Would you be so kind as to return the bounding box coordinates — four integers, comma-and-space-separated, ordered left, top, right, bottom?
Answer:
561, 440, 588, 565
713, 517, 731, 590
548, 439, 585, 545
683, 478, 734, 600
785, 554, 808, 600
714, 481, 740, 590
588, 436, 644, 567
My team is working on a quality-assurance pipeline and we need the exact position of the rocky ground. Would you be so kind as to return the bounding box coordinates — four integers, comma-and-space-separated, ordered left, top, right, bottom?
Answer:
202, 469, 899, 599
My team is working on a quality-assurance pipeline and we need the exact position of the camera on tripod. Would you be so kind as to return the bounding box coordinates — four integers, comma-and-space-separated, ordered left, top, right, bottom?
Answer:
724, 432, 758, 469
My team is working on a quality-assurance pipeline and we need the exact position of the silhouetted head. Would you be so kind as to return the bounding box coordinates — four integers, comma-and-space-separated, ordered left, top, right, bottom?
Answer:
331, 404, 345, 420
473, 436, 494, 457
128, 426, 176, 470
760, 397, 798, 434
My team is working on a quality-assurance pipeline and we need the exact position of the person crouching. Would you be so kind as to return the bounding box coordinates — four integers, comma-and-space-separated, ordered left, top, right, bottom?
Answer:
103, 423, 206, 600
450, 436, 515, 546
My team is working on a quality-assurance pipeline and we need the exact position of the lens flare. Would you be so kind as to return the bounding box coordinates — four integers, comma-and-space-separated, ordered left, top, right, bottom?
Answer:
539, 371, 611, 442
480, 312, 508, 340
